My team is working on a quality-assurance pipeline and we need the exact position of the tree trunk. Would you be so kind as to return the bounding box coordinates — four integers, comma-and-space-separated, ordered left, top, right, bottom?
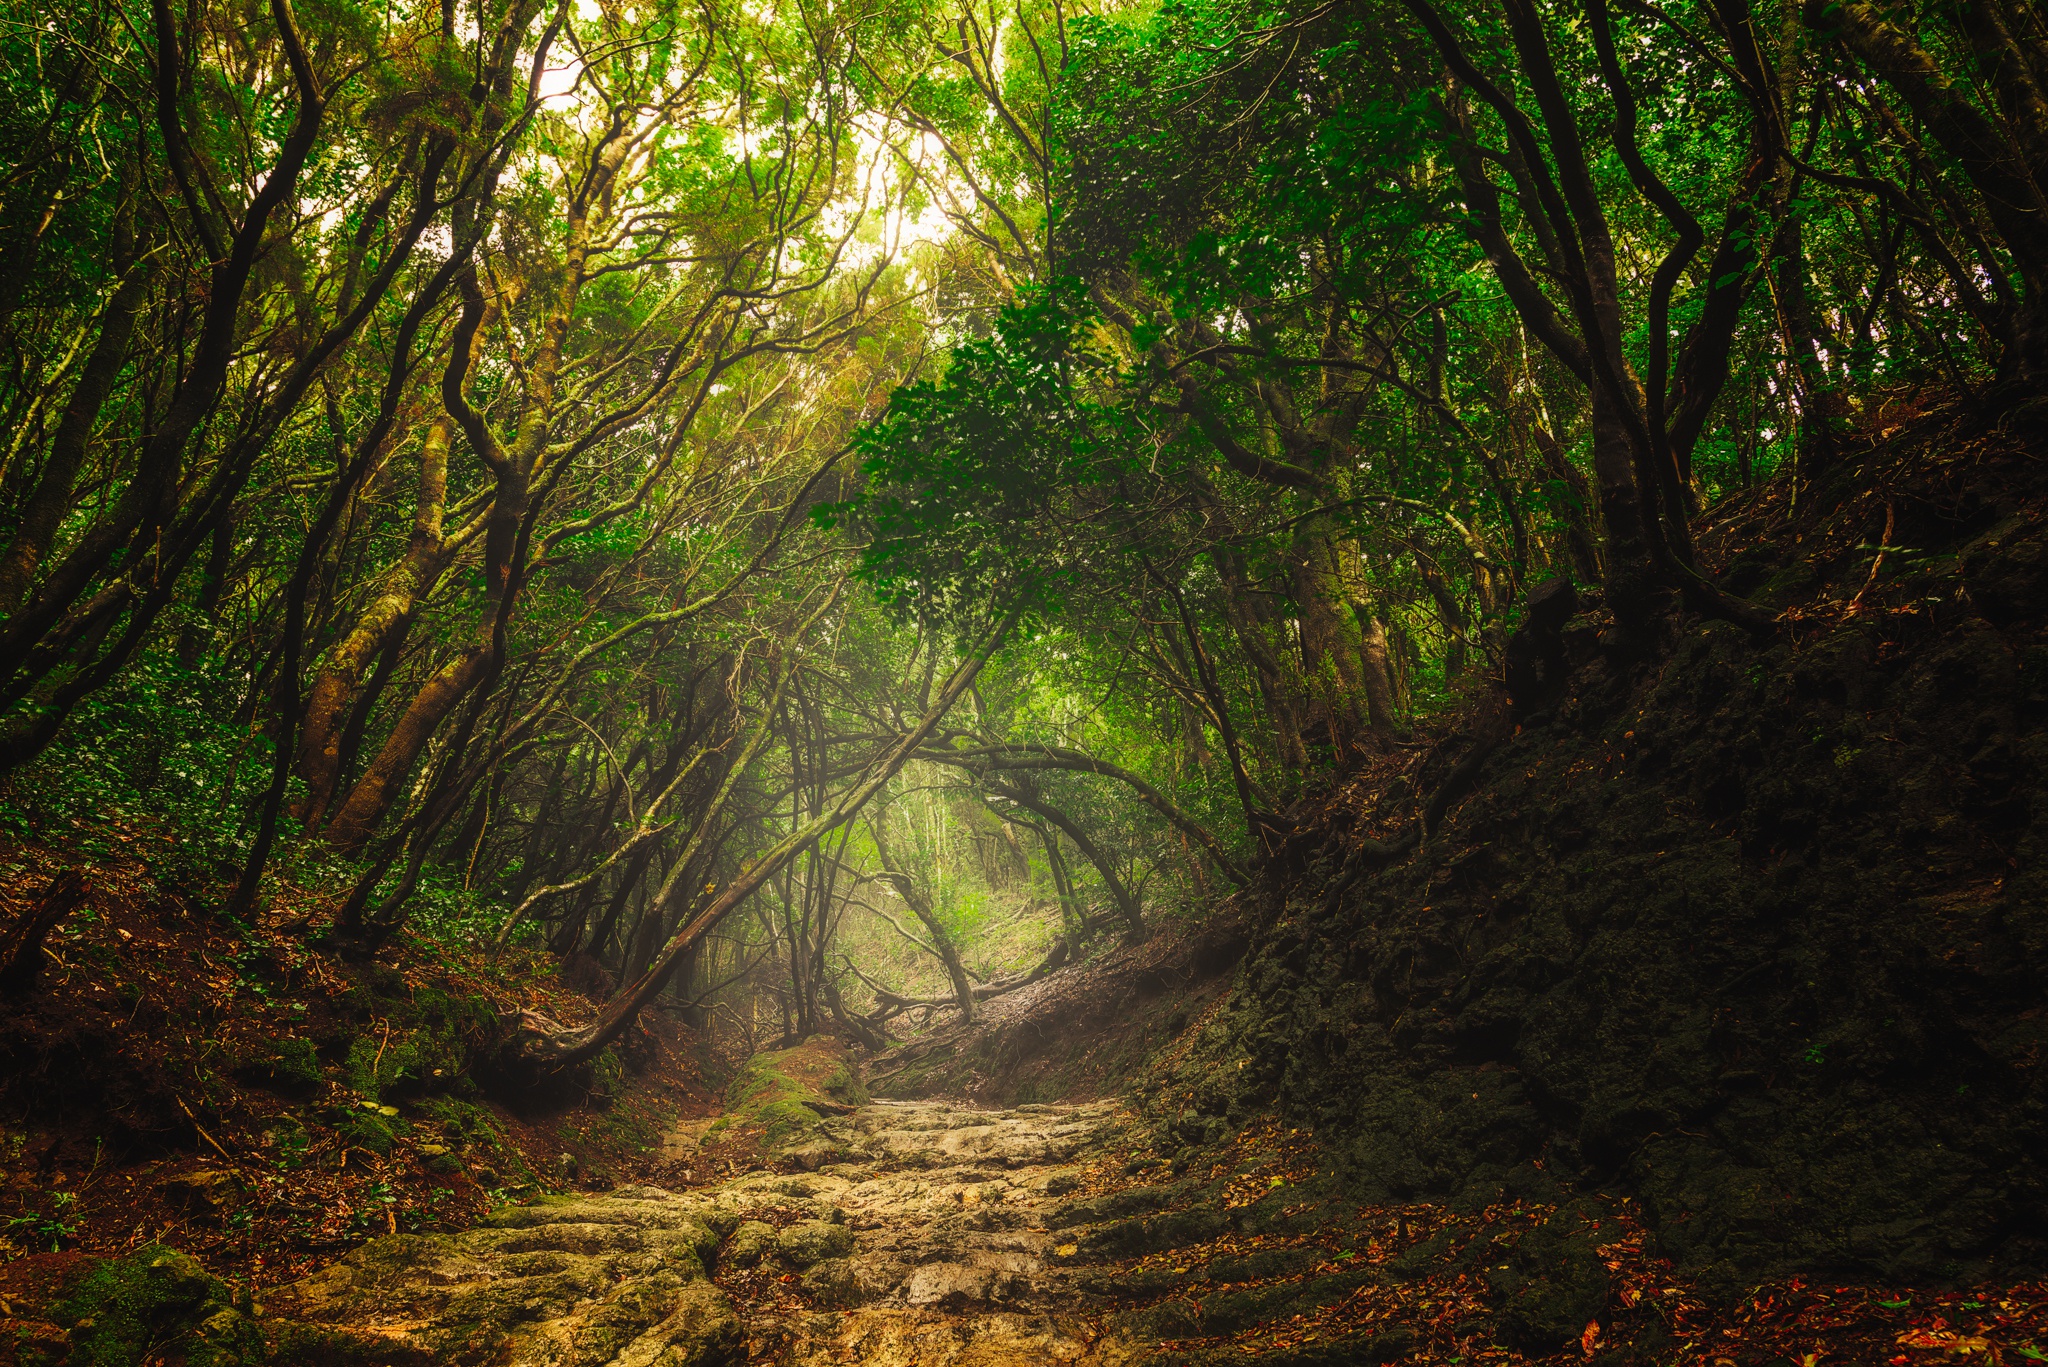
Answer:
0, 871, 85, 995
1352, 600, 1400, 737
1813, 0, 2048, 387
987, 781, 1147, 943
509, 607, 1018, 1074
1289, 519, 1372, 753
325, 645, 489, 854
297, 414, 456, 825
0, 211, 151, 615
870, 811, 977, 1022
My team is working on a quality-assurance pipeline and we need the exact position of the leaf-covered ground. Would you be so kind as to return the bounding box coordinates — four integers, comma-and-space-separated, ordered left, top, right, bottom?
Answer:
0, 824, 721, 1295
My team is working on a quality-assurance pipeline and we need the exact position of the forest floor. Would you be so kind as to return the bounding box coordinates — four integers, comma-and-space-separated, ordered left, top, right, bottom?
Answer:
0, 822, 744, 1345
7, 1027, 2045, 1365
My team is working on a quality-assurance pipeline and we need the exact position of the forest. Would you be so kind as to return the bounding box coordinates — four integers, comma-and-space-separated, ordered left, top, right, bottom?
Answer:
0, 0, 2045, 1358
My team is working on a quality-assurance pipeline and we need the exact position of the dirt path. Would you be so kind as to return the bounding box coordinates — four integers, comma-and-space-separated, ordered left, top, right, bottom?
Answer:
261, 1097, 1170, 1366
42, 1084, 2048, 1365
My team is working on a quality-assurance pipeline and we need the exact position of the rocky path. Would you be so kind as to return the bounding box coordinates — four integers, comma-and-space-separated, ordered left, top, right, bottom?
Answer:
716, 1099, 1126, 1364
258, 1097, 1215, 1366
118, 1081, 2013, 1367
226, 1084, 1488, 1367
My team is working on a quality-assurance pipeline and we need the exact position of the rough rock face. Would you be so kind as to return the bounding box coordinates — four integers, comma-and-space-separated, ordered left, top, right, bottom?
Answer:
264, 1186, 741, 1365
1163, 512, 2048, 1294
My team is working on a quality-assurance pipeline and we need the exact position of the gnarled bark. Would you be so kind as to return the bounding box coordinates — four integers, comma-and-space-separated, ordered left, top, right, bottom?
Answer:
296, 414, 457, 825
324, 645, 489, 855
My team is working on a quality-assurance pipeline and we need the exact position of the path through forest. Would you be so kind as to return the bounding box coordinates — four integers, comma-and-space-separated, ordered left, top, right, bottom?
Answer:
265, 1097, 1150, 1364
242, 1075, 2048, 1367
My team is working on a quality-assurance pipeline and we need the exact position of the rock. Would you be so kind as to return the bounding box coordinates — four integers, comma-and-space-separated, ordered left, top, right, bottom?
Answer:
48, 1245, 247, 1367
1964, 522, 2048, 623
643, 1278, 743, 1366
784, 1140, 847, 1171
901, 1261, 1008, 1308
799, 1257, 865, 1308
142, 1248, 218, 1302
243, 1094, 1401, 1366
416, 1144, 461, 1176
3, 1319, 67, 1361
1487, 1207, 1610, 1352
262, 1187, 740, 1365
337, 1105, 402, 1155
235, 1036, 323, 1095
773, 1219, 852, 1268
723, 1220, 777, 1267
159, 1169, 237, 1216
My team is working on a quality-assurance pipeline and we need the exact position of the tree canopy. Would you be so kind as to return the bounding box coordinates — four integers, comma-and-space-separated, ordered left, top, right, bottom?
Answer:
2, 0, 2042, 1064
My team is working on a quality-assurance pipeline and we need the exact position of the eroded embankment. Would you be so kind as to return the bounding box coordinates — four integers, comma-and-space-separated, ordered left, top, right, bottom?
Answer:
841, 411, 2048, 1351
863, 897, 1254, 1107
1142, 414, 2048, 1299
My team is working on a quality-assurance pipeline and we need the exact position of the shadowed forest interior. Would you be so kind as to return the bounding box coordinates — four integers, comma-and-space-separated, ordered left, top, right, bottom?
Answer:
2, 0, 2048, 1359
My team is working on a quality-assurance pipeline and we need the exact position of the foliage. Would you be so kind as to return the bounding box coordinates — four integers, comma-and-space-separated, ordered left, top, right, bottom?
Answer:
0, 0, 2037, 1063
825, 280, 1141, 625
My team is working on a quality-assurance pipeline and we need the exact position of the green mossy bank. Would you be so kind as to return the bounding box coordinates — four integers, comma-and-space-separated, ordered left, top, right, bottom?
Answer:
700, 1036, 867, 1162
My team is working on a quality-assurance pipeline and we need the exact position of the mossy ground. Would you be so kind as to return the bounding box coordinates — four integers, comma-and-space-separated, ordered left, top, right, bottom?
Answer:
705, 1037, 867, 1157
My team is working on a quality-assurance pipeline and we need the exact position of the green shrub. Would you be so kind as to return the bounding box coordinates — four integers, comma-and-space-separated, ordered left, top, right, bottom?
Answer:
335, 1104, 404, 1155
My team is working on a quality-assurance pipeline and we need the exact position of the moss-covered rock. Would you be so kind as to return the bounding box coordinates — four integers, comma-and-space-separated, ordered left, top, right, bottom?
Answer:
330, 982, 495, 1105
773, 1219, 853, 1267
799, 1258, 866, 1308
259, 1187, 741, 1366
722, 1220, 777, 1268
233, 1035, 323, 1095
334, 1102, 405, 1155
45, 1246, 290, 1367
718, 1036, 866, 1155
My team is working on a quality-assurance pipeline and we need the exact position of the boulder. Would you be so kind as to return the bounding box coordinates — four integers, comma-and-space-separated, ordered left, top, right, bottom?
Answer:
773, 1219, 852, 1268
158, 1169, 237, 1217
722, 1220, 777, 1268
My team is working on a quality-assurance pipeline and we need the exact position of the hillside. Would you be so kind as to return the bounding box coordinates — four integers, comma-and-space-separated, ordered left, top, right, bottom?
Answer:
880, 400, 2048, 1296
0, 841, 724, 1293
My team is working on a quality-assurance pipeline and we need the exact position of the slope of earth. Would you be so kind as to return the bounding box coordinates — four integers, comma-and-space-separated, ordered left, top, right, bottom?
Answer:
1144, 402, 2048, 1302
0, 828, 723, 1294
865, 898, 1254, 1107
11, 1087, 2048, 1366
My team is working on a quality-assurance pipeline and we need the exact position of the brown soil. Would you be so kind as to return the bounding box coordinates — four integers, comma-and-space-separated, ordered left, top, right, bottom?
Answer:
0, 825, 722, 1300
864, 893, 1253, 1105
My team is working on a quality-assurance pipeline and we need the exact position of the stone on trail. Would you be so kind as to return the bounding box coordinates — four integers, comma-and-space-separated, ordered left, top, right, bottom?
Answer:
263, 1187, 741, 1366
239, 1092, 1451, 1365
